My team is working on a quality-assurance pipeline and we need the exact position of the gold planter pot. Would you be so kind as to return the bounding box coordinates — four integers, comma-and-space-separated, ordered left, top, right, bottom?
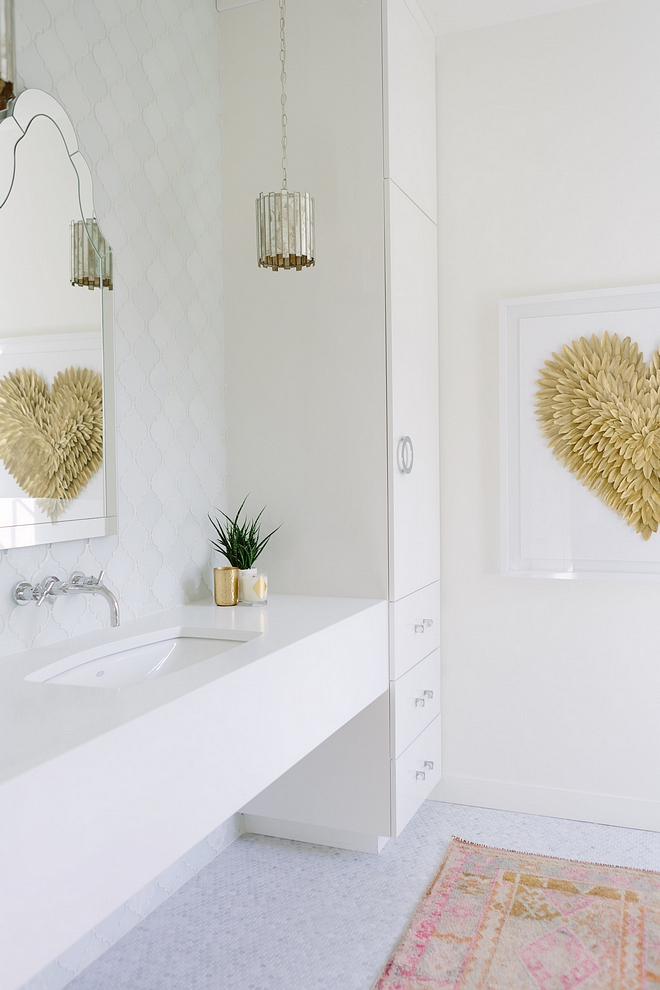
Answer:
213, 566, 239, 606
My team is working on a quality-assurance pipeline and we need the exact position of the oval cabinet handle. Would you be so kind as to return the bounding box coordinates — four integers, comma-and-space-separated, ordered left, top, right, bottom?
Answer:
397, 436, 414, 475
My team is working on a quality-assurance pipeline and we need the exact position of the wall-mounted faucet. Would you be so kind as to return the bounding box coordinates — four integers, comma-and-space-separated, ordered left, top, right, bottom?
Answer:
13, 571, 120, 627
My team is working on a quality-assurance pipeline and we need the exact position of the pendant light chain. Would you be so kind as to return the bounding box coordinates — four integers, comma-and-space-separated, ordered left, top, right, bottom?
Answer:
279, 0, 288, 191
256, 0, 315, 271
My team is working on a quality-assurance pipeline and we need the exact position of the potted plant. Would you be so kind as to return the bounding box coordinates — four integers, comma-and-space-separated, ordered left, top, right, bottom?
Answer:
208, 496, 280, 605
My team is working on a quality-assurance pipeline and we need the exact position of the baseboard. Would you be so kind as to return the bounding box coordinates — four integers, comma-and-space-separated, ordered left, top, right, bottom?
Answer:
21, 813, 244, 990
242, 814, 390, 853
429, 777, 660, 833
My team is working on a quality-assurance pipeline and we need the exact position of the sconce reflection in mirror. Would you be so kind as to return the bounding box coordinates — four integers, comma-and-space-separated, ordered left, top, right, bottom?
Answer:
71, 219, 113, 290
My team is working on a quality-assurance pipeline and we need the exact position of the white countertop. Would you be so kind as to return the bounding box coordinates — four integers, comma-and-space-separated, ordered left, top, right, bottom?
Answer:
0, 594, 383, 786
1, 593, 389, 990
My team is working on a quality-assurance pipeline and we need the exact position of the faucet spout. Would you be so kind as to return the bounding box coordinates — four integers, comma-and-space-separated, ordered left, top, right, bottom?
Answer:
88, 583, 120, 627
62, 571, 120, 626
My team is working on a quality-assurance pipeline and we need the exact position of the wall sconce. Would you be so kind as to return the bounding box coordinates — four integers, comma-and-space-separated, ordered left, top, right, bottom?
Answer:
71, 219, 113, 290
0, 0, 15, 112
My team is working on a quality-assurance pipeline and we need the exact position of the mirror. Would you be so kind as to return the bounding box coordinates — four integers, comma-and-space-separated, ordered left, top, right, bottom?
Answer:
0, 90, 116, 548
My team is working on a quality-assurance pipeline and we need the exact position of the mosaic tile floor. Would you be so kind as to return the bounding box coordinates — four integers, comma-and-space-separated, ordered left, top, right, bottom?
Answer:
67, 801, 660, 990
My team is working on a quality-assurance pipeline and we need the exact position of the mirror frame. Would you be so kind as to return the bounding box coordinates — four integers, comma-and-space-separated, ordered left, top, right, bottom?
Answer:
0, 89, 117, 549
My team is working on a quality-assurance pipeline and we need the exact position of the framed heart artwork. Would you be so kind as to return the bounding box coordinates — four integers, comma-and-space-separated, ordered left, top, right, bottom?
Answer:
500, 284, 660, 578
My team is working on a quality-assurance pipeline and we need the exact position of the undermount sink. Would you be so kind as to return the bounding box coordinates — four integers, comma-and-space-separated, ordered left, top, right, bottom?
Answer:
25, 627, 260, 689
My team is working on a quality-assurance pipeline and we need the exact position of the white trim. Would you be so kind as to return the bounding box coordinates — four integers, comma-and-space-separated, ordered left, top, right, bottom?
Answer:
429, 777, 660, 833
0, 330, 101, 356
242, 814, 391, 854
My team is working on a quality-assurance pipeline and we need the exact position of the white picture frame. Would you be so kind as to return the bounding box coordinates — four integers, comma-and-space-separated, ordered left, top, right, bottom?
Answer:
500, 284, 660, 578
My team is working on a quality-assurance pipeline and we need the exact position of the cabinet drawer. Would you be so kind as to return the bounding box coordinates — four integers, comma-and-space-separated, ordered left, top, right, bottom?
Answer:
391, 647, 440, 758
390, 581, 440, 679
391, 713, 441, 837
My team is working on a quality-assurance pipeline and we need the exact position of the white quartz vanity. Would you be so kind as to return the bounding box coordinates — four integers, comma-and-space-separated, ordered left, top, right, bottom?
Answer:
0, 595, 387, 990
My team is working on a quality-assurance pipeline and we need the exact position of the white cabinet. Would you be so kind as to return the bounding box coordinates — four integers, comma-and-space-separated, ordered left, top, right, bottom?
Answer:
388, 180, 440, 601
384, 0, 437, 221
221, 0, 439, 849
384, 0, 440, 837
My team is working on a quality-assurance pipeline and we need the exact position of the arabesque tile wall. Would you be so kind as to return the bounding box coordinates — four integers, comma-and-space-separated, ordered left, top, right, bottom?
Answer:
0, 0, 226, 656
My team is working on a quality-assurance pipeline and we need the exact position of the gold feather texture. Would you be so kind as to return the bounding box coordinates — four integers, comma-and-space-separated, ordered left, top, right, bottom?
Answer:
0, 366, 103, 521
536, 332, 660, 541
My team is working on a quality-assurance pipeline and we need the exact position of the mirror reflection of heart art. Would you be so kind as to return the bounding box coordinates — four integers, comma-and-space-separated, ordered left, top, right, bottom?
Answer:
0, 366, 103, 521
536, 332, 660, 541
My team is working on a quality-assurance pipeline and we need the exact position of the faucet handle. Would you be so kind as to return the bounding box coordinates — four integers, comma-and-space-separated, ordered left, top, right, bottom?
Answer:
68, 571, 86, 587
14, 581, 35, 605
35, 576, 61, 606
82, 570, 104, 586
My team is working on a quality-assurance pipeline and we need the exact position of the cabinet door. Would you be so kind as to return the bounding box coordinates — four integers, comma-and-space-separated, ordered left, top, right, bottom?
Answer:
387, 180, 440, 601
384, 0, 437, 221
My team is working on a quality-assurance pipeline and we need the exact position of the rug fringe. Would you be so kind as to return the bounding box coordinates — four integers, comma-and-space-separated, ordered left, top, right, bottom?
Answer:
450, 835, 660, 875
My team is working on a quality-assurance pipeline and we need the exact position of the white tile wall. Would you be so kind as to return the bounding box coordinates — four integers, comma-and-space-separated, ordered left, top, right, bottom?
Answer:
0, 0, 226, 656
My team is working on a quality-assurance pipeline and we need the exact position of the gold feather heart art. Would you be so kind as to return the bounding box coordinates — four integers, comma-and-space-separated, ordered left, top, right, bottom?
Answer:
0, 366, 103, 521
536, 332, 660, 541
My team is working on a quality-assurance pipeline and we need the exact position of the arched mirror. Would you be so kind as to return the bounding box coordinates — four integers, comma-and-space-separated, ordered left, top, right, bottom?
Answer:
0, 89, 116, 548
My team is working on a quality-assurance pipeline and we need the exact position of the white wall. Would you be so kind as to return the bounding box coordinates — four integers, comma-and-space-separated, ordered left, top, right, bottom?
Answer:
431, 0, 660, 829
0, 0, 226, 656
220, 0, 389, 599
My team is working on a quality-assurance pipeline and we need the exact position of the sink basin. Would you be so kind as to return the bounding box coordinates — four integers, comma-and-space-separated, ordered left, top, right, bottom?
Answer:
25, 627, 260, 689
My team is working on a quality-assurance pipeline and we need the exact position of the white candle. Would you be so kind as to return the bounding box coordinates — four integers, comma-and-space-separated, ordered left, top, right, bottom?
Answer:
240, 569, 268, 604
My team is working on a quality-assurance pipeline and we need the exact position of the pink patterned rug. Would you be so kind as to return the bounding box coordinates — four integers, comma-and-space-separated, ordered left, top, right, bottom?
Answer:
374, 837, 660, 989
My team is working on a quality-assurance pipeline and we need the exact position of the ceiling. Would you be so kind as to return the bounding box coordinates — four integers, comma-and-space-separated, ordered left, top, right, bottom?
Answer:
416, 0, 606, 36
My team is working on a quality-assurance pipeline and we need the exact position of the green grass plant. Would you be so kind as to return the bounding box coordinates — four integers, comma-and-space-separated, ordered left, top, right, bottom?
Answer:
209, 496, 280, 569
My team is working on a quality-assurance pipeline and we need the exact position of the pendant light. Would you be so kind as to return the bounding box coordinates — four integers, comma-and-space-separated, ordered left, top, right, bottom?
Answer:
256, 0, 315, 271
